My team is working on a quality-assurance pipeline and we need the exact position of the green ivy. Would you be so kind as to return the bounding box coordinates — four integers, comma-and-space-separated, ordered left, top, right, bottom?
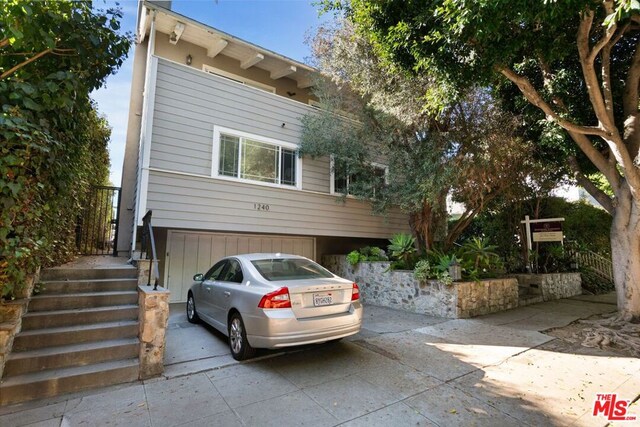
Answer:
0, 1, 131, 299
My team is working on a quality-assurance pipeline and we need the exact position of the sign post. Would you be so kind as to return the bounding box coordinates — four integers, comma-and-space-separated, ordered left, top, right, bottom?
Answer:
521, 216, 565, 273
521, 216, 565, 250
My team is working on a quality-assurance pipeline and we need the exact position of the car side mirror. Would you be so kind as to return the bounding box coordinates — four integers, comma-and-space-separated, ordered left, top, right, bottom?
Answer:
193, 273, 204, 282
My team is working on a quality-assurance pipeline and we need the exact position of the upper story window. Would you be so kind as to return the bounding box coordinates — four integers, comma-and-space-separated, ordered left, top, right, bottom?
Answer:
213, 126, 300, 189
332, 157, 388, 197
203, 65, 276, 94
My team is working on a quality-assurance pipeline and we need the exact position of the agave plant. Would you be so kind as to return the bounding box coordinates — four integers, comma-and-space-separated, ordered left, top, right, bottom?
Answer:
461, 237, 499, 271
387, 233, 416, 265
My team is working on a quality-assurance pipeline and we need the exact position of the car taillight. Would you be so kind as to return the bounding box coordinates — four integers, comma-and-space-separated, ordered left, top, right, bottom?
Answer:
258, 287, 291, 309
351, 283, 360, 301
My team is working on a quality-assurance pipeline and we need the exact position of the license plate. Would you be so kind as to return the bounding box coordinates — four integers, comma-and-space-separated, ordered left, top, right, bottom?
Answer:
313, 293, 332, 307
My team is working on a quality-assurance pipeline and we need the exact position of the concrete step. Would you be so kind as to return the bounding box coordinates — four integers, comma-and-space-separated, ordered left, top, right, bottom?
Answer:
4, 338, 139, 377
12, 320, 139, 351
518, 295, 544, 307
518, 285, 542, 297
21, 305, 138, 330
40, 267, 137, 281
37, 278, 138, 295
0, 358, 139, 406
28, 291, 138, 312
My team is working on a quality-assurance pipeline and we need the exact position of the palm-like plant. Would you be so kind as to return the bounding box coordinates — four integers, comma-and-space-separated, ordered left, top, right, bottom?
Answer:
388, 233, 416, 265
461, 237, 499, 271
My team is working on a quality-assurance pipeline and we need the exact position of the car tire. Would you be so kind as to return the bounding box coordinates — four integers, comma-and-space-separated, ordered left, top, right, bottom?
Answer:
228, 312, 256, 361
186, 293, 199, 324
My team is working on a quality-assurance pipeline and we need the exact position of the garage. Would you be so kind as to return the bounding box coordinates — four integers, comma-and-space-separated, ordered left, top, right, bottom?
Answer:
165, 230, 316, 302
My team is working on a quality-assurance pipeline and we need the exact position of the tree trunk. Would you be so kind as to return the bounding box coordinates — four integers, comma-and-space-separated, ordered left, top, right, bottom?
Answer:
610, 191, 640, 320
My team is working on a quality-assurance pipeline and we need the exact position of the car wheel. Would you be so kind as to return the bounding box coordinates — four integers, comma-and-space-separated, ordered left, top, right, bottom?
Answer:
228, 312, 256, 361
186, 293, 199, 324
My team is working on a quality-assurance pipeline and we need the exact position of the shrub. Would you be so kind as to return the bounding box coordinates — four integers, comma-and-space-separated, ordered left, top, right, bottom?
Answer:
387, 233, 417, 270
413, 259, 431, 281
346, 246, 388, 266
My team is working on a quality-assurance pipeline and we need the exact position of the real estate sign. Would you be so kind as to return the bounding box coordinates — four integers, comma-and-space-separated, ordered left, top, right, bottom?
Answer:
531, 221, 564, 243
521, 216, 565, 250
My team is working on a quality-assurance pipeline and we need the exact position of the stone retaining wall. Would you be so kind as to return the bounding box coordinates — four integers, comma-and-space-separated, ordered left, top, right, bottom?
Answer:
322, 255, 518, 318
138, 285, 170, 379
512, 273, 582, 301
0, 268, 40, 378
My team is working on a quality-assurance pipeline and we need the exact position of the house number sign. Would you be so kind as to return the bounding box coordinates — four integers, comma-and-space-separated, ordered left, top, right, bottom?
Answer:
254, 203, 270, 211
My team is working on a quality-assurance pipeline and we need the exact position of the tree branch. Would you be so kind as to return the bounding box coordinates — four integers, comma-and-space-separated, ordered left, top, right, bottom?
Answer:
0, 38, 9, 49
568, 156, 615, 214
498, 67, 610, 138
577, 8, 616, 130
623, 38, 640, 159
1, 48, 53, 80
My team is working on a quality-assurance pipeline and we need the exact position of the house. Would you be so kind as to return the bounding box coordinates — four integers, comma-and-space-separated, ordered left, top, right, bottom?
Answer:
118, 1, 410, 302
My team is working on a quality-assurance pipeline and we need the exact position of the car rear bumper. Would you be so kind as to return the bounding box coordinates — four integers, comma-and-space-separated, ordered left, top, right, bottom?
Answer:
245, 301, 363, 348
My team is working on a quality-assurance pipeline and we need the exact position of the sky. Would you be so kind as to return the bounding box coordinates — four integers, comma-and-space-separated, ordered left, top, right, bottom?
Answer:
91, 0, 333, 186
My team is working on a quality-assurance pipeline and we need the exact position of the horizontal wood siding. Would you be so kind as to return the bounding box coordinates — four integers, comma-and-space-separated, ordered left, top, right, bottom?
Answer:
302, 156, 331, 193
150, 58, 331, 191
147, 170, 409, 238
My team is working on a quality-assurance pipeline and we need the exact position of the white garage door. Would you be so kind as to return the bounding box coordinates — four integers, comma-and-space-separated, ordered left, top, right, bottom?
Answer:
166, 231, 316, 303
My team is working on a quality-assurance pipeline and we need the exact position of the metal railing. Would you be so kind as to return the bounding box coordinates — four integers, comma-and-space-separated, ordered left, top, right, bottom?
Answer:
576, 250, 614, 282
76, 186, 121, 256
140, 210, 161, 290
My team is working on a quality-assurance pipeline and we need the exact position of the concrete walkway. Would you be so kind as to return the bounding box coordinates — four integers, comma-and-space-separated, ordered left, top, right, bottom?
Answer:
1, 294, 639, 427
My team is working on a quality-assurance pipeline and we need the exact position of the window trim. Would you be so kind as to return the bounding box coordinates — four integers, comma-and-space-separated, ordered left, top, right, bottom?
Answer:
203, 64, 276, 94
329, 155, 389, 196
212, 125, 302, 190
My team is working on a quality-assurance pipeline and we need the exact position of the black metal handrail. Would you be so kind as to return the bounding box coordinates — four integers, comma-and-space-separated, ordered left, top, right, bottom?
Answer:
141, 210, 161, 290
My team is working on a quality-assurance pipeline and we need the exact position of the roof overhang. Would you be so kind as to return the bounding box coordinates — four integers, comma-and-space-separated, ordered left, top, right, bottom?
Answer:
138, 1, 317, 89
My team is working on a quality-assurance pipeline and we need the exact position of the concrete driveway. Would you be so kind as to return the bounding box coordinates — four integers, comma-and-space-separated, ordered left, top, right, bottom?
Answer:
1, 294, 639, 427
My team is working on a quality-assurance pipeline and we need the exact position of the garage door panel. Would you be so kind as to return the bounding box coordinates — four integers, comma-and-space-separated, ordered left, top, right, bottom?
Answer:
249, 238, 262, 253
196, 235, 212, 277
166, 231, 316, 302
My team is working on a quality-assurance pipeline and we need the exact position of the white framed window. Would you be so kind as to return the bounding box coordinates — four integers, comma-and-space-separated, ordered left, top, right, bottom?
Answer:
213, 126, 301, 189
203, 65, 276, 94
330, 156, 388, 197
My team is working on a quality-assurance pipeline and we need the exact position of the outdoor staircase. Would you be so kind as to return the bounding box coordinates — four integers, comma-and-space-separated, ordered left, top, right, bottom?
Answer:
0, 266, 140, 406
518, 283, 544, 306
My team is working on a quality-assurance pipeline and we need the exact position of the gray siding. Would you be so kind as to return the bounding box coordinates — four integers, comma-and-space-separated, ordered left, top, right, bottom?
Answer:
302, 156, 331, 193
151, 58, 314, 178
146, 58, 409, 239
147, 170, 409, 239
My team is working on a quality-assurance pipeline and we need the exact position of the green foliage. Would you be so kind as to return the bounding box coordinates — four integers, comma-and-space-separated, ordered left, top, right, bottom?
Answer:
387, 233, 416, 269
346, 250, 361, 266
461, 237, 499, 271
413, 259, 431, 282
346, 246, 388, 266
414, 236, 505, 281
302, 23, 554, 253
0, 1, 131, 298
459, 197, 612, 274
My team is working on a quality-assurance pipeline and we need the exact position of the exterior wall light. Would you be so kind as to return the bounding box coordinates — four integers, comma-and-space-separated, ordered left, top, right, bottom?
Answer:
186, 54, 192, 65
448, 260, 462, 281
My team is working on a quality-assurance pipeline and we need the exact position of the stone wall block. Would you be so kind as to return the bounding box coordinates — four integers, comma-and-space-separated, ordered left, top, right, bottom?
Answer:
138, 285, 170, 379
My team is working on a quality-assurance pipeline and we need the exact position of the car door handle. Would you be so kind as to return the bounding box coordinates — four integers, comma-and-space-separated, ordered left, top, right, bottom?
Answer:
223, 291, 231, 297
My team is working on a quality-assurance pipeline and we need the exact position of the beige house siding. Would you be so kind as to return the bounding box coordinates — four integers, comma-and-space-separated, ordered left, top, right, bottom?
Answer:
154, 37, 314, 104
146, 170, 409, 238
150, 58, 334, 192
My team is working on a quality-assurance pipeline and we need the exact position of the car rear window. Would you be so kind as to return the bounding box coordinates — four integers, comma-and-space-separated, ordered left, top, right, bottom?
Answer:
251, 258, 334, 281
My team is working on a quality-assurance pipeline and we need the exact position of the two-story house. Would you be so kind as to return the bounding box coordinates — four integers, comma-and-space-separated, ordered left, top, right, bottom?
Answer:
118, 1, 410, 302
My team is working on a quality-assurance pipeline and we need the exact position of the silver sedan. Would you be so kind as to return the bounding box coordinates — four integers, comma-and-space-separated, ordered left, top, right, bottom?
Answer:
187, 253, 363, 360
